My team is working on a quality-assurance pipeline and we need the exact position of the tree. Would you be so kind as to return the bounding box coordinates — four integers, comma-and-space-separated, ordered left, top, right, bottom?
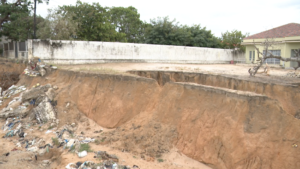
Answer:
221, 30, 249, 52
185, 25, 221, 48
143, 17, 221, 48
37, 8, 78, 40
2, 14, 44, 41
248, 38, 300, 76
55, 0, 126, 42
144, 16, 181, 45
0, 0, 48, 41
109, 6, 143, 43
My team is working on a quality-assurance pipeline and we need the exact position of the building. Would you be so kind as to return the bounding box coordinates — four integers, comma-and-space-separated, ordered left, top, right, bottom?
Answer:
242, 23, 300, 68
0, 36, 28, 59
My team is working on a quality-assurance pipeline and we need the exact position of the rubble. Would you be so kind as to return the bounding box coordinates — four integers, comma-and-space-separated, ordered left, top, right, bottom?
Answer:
23, 57, 56, 77
22, 84, 52, 101
286, 71, 300, 78
0, 82, 138, 169
94, 151, 119, 162
33, 98, 56, 123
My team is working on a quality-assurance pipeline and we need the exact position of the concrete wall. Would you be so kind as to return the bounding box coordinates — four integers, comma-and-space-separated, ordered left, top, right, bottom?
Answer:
28, 39, 236, 64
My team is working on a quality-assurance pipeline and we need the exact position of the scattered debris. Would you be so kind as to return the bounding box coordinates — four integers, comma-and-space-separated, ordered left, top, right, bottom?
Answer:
23, 57, 56, 77
286, 72, 300, 78
78, 150, 87, 158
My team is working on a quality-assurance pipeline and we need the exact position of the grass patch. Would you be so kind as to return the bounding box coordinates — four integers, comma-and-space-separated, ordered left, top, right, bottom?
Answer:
157, 159, 164, 163
79, 143, 92, 152
101, 137, 106, 142
52, 137, 60, 146
69, 145, 76, 152
94, 139, 100, 145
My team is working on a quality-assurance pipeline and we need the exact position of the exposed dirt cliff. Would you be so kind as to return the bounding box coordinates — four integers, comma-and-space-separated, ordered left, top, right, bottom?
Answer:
2, 63, 300, 169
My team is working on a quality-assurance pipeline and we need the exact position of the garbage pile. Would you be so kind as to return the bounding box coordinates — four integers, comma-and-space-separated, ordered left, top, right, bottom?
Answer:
286, 71, 300, 78
0, 83, 141, 169
65, 158, 136, 169
23, 57, 57, 77
65, 150, 139, 169
0, 85, 27, 106
0, 83, 57, 139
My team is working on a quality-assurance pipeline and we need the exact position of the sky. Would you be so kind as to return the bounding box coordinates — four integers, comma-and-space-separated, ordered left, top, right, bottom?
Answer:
36, 0, 300, 38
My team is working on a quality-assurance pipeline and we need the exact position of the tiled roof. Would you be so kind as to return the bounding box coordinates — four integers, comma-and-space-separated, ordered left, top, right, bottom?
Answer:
244, 23, 300, 39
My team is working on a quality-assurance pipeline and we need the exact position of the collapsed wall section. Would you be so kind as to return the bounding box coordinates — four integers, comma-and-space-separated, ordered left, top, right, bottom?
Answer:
128, 70, 300, 117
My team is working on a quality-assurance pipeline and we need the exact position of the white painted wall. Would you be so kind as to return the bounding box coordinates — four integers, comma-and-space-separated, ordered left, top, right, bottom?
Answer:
28, 39, 236, 64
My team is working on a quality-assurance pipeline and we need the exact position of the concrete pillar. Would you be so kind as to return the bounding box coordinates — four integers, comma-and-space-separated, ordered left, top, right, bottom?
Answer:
27, 39, 33, 60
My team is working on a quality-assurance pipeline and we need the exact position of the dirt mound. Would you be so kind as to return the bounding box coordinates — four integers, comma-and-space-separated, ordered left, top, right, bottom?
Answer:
103, 120, 177, 158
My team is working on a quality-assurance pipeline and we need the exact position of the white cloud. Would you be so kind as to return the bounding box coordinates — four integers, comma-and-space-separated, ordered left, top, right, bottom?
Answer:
36, 0, 300, 37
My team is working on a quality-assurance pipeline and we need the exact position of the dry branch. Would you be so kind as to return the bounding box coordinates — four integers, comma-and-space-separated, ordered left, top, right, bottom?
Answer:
248, 39, 300, 76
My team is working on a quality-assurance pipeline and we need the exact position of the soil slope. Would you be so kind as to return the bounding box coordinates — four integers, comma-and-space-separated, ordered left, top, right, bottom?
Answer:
3, 63, 300, 169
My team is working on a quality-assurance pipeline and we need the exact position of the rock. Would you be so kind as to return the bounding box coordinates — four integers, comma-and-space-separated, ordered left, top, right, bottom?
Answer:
22, 84, 52, 101
66, 102, 70, 108
33, 97, 56, 123
53, 86, 59, 90
0, 106, 28, 118
46, 88, 56, 101
39, 68, 46, 77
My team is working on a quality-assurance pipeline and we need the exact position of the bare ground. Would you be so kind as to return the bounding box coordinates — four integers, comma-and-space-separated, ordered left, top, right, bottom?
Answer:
59, 63, 300, 85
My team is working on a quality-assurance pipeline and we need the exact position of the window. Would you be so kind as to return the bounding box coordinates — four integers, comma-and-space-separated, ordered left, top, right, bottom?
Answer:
291, 49, 300, 58
291, 49, 300, 67
19, 42, 26, 51
249, 51, 252, 62
253, 51, 255, 61
263, 50, 281, 64
9, 41, 14, 50
4, 44, 8, 51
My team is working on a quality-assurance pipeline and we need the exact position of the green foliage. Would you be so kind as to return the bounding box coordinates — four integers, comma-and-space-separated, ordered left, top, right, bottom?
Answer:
143, 17, 221, 48
56, 0, 126, 42
157, 158, 164, 162
109, 6, 144, 43
37, 8, 78, 40
79, 143, 92, 152
52, 137, 59, 146
0, 0, 48, 41
69, 145, 75, 152
221, 30, 249, 52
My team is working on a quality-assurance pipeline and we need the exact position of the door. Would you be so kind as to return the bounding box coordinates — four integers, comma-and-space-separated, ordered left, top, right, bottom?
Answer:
15, 42, 18, 58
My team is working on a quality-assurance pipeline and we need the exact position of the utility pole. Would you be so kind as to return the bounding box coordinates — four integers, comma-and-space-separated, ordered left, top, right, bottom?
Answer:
33, 0, 37, 39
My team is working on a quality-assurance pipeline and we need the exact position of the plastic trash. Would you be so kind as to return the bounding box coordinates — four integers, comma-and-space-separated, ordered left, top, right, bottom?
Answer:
27, 146, 38, 152
45, 130, 52, 134
78, 151, 87, 158
65, 163, 77, 169
66, 139, 75, 147
112, 163, 118, 169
